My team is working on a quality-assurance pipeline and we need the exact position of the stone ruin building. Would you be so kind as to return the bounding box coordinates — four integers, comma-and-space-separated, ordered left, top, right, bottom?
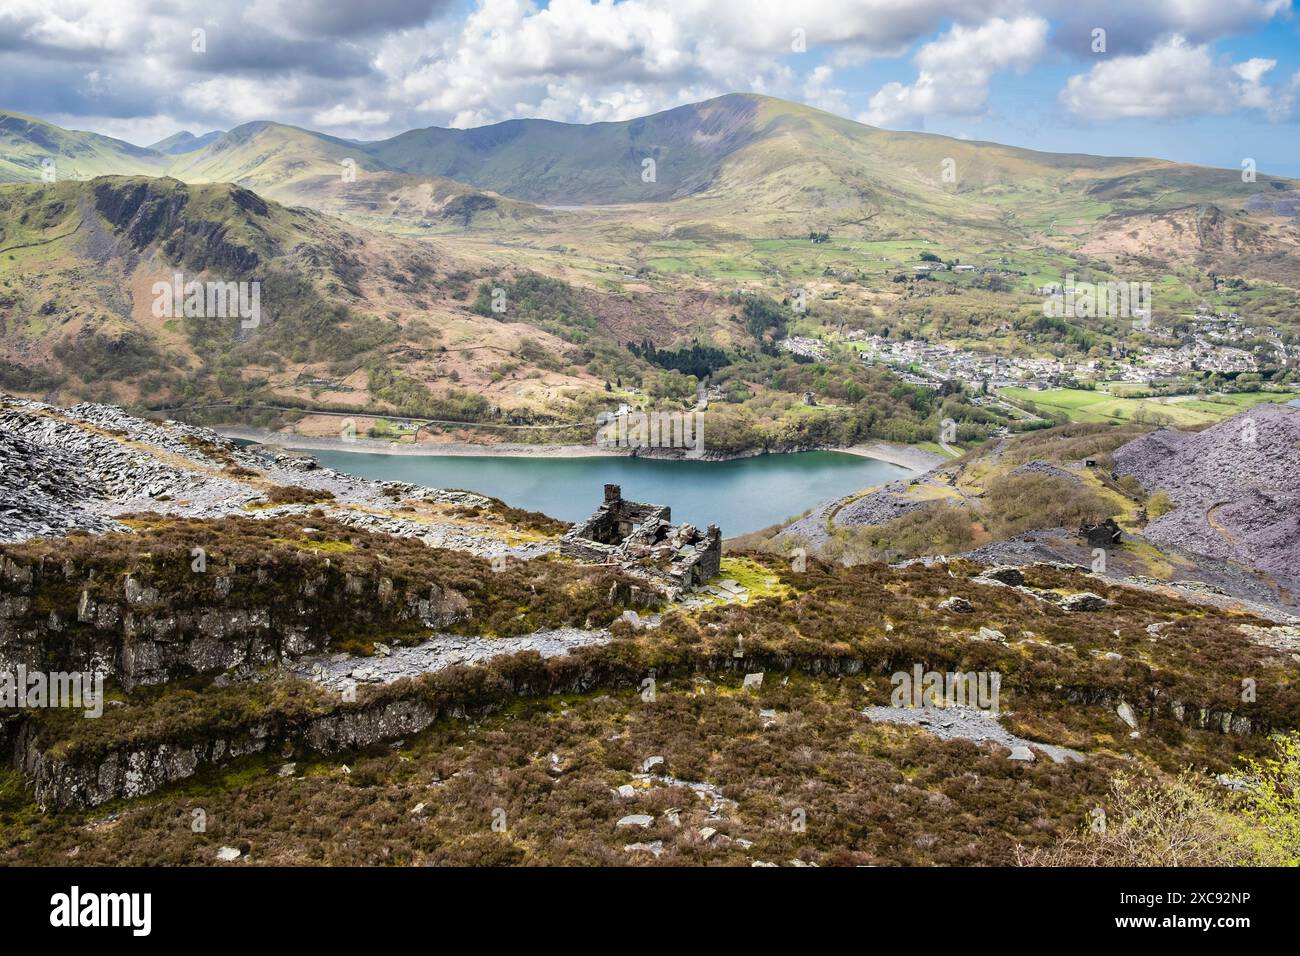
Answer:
1080, 517, 1123, 550
560, 484, 722, 598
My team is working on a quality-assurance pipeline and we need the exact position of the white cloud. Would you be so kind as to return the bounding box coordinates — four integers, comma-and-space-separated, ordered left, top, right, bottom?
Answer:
312, 105, 392, 128
0, 0, 1295, 140
1045, 0, 1291, 54
182, 76, 306, 122
1235, 57, 1280, 110
862, 16, 1049, 127
11, 0, 146, 52
384, 0, 1032, 128
803, 65, 848, 116
1060, 35, 1297, 119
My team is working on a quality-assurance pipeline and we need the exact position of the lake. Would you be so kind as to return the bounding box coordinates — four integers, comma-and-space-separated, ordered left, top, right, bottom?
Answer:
305, 449, 912, 535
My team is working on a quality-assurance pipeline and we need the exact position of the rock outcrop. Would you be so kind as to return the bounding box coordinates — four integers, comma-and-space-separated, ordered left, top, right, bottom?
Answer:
0, 549, 471, 690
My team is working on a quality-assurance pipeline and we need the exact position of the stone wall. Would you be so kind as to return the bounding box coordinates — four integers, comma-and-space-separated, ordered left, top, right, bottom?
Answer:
8, 644, 1274, 810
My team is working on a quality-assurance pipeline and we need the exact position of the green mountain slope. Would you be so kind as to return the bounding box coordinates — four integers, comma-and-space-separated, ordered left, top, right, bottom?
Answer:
0, 113, 545, 232
364, 94, 765, 203
0, 111, 169, 183
358, 93, 1284, 218
0, 175, 437, 404
283, 169, 553, 234
148, 130, 225, 155
4, 96, 1295, 240
0, 175, 637, 423
166, 121, 382, 193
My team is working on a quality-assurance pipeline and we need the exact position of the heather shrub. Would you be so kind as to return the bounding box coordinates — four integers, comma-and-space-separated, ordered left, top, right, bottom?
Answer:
1146, 490, 1175, 518
982, 472, 1112, 537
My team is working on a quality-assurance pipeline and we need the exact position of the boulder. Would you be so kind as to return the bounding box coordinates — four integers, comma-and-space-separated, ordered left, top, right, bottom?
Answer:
1061, 592, 1109, 612
1116, 701, 1139, 730
976, 566, 1025, 587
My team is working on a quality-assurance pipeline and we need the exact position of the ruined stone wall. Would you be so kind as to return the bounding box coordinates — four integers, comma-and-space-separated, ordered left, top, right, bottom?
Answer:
558, 537, 620, 563
560, 486, 722, 597
9, 644, 1274, 810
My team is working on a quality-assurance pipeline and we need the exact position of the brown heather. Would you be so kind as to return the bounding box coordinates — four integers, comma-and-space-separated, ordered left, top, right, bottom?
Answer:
1, 517, 1297, 864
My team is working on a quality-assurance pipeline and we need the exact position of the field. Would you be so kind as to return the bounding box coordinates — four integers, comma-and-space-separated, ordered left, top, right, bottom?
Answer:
999, 386, 1294, 426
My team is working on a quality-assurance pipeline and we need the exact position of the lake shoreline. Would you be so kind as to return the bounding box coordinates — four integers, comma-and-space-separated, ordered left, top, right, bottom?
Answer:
215, 426, 945, 472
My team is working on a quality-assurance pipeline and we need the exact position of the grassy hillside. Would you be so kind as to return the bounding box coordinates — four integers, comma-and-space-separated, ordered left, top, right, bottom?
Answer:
269, 170, 552, 234
0, 112, 546, 233
166, 121, 384, 194
154, 122, 551, 232
1001, 386, 1293, 427
5, 97, 1298, 258
12, 96, 1292, 240
366, 95, 766, 203
0, 176, 455, 408
0, 111, 169, 183
364, 93, 1298, 232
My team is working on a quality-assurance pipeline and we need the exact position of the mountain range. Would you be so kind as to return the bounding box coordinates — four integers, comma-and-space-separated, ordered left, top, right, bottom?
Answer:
6, 94, 1297, 229
2, 93, 1299, 432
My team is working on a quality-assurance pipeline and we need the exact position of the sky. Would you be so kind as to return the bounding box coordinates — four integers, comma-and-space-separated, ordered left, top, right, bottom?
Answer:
1, 0, 1298, 174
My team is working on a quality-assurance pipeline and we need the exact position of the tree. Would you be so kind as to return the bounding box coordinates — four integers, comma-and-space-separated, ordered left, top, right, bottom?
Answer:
1019, 732, 1300, 867
1237, 731, 1300, 864
1017, 771, 1264, 867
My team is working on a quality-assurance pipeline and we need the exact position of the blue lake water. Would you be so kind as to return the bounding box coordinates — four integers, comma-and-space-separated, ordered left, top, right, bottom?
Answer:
305, 449, 911, 535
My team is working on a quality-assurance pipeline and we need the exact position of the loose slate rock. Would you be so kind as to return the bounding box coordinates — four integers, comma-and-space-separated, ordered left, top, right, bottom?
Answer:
623, 841, 665, 857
